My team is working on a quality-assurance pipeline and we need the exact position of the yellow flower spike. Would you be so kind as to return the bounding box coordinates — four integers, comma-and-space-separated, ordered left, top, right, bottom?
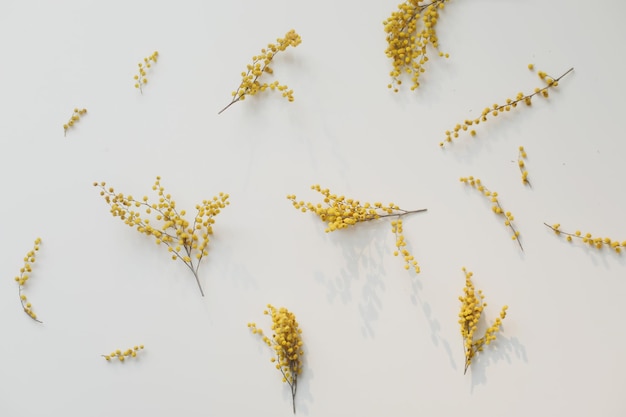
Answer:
460, 177, 523, 251
134, 51, 159, 94
219, 30, 301, 114
517, 146, 531, 187
288, 186, 427, 273
63, 108, 87, 137
15, 238, 43, 323
458, 268, 508, 374
544, 223, 626, 253
94, 177, 229, 296
440, 66, 573, 147
103, 345, 144, 362
249, 304, 304, 414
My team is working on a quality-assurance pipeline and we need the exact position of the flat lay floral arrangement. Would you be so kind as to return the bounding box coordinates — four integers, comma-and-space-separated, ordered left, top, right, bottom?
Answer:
1, 1, 625, 416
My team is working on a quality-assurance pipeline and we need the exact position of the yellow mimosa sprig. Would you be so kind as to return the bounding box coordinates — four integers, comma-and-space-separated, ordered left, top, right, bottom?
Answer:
288, 185, 427, 273
545, 223, 626, 253
248, 305, 304, 414
440, 67, 573, 147
219, 29, 301, 114
134, 51, 159, 94
94, 177, 229, 296
383, 0, 451, 92
460, 176, 522, 251
459, 268, 508, 374
102, 345, 144, 362
517, 146, 530, 187
15, 238, 43, 323
63, 108, 87, 136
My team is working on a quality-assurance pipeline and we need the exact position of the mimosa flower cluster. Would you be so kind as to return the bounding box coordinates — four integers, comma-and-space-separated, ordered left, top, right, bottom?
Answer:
518, 146, 530, 186
102, 345, 144, 362
94, 177, 229, 296
383, 0, 450, 92
134, 51, 159, 93
219, 29, 301, 114
15, 238, 43, 323
458, 268, 508, 374
545, 223, 626, 252
63, 108, 87, 137
248, 304, 304, 414
440, 66, 574, 147
460, 176, 522, 251
288, 184, 427, 273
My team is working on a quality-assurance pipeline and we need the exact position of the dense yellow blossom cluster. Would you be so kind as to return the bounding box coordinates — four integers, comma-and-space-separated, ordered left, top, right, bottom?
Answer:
545, 223, 626, 252
103, 345, 144, 362
248, 304, 304, 414
459, 268, 508, 374
517, 146, 530, 186
63, 108, 87, 137
383, 0, 450, 92
134, 51, 159, 93
15, 238, 43, 323
94, 177, 229, 296
440, 67, 574, 147
460, 176, 522, 251
219, 30, 301, 114
287, 184, 426, 273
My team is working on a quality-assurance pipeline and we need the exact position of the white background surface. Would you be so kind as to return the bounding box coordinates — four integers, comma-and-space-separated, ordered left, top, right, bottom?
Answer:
1, 0, 625, 416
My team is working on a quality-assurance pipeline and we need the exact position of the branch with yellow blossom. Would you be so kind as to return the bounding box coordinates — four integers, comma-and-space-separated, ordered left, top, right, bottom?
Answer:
15, 238, 43, 323
63, 108, 87, 137
460, 176, 522, 251
102, 345, 144, 362
288, 185, 427, 273
383, 0, 451, 92
133, 51, 159, 94
545, 223, 626, 253
94, 177, 229, 296
440, 66, 573, 147
459, 267, 508, 374
248, 305, 304, 414
219, 29, 301, 114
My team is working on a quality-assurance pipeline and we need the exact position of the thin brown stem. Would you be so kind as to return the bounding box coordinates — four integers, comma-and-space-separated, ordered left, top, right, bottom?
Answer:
490, 68, 574, 114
